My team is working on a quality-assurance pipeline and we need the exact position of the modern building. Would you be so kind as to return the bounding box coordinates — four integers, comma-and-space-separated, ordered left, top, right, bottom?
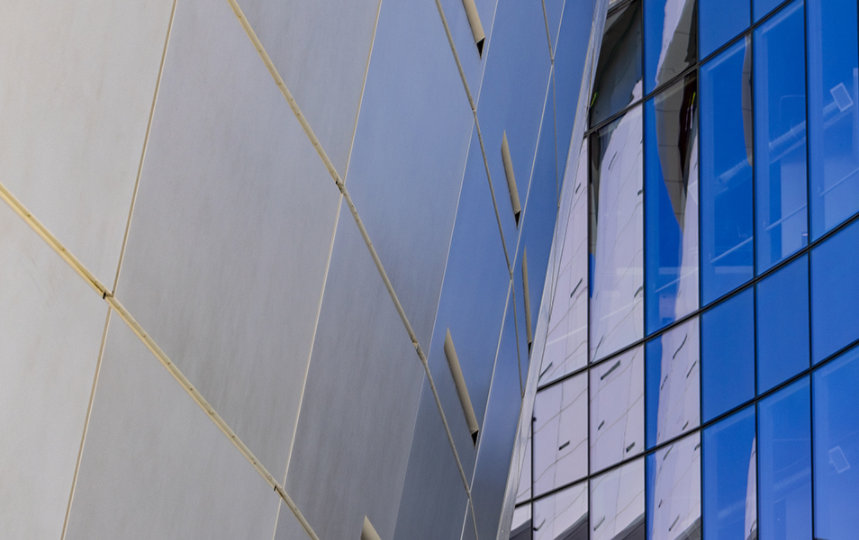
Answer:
506, 0, 859, 539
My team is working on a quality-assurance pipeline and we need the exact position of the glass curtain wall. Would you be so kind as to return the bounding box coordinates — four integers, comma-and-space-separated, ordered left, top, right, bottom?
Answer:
513, 0, 859, 538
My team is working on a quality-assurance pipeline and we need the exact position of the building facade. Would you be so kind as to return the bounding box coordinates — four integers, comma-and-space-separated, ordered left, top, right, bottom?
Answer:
506, 0, 859, 539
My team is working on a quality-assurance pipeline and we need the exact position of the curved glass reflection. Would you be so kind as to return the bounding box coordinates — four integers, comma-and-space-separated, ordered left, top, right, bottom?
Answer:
644, 0, 697, 93
646, 432, 701, 540
590, 458, 645, 540
589, 105, 644, 362
645, 73, 699, 332
533, 373, 588, 496
533, 482, 588, 540
591, 2, 643, 126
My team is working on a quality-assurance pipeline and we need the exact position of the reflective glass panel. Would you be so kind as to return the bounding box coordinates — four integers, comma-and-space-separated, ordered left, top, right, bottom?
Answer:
590, 346, 644, 472
754, 0, 808, 271
753, 0, 783, 21
813, 345, 859, 540
533, 373, 588, 496
589, 108, 644, 362
702, 288, 754, 421
758, 378, 812, 540
703, 406, 757, 540
699, 0, 750, 58
807, 0, 859, 238
644, 0, 697, 94
645, 73, 699, 332
590, 459, 645, 540
646, 432, 701, 540
645, 317, 700, 448
700, 38, 754, 304
510, 505, 532, 540
810, 219, 859, 363
590, 2, 643, 126
756, 255, 809, 392
532, 481, 588, 540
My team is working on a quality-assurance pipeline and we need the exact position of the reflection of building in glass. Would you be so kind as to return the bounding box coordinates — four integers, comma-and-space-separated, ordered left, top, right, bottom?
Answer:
504, 1, 859, 539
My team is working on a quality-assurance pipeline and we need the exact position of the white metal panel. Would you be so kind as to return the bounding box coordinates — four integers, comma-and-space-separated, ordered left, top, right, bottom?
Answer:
115, 0, 340, 474
0, 1, 174, 282
66, 321, 278, 539
0, 203, 107, 539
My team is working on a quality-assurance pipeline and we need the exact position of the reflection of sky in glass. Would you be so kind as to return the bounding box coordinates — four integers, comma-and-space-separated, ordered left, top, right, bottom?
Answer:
813, 345, 859, 540
700, 37, 753, 304
807, 0, 859, 238
590, 459, 645, 540
699, 0, 749, 58
703, 406, 757, 540
810, 219, 859, 363
541, 142, 589, 385
702, 288, 754, 421
646, 432, 701, 539
590, 346, 644, 472
533, 373, 588, 496
533, 482, 588, 540
754, 0, 808, 271
646, 317, 700, 447
589, 103, 644, 362
645, 74, 699, 332
759, 378, 812, 540
756, 255, 809, 392
644, 0, 697, 93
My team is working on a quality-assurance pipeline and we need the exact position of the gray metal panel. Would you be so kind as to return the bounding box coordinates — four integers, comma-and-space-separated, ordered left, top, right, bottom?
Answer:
274, 501, 310, 540
0, 203, 107, 539
344, 0, 474, 346
424, 128, 510, 478
239, 0, 381, 172
0, 1, 173, 282
285, 207, 425, 540
437, 0, 498, 95
115, 0, 340, 474
392, 379, 469, 540
66, 321, 278, 539
475, 0, 553, 258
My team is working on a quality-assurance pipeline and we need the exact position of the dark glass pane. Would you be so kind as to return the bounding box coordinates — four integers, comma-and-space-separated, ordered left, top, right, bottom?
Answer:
645, 73, 699, 332
810, 219, 859, 363
702, 288, 754, 421
533, 373, 587, 496
645, 317, 700, 448
590, 459, 645, 540
699, 0, 749, 58
758, 378, 812, 540
589, 109, 644, 361
813, 345, 859, 540
532, 481, 588, 540
753, 0, 783, 21
754, 1, 808, 271
703, 406, 757, 540
644, 0, 697, 93
700, 38, 754, 304
590, 347, 644, 472
756, 255, 809, 392
807, 0, 859, 238
591, 2, 643, 126
646, 432, 701, 539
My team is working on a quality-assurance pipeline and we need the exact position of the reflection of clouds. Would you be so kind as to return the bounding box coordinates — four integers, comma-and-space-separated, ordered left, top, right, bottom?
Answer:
590, 346, 643, 472
533, 374, 588, 496
590, 85, 644, 361
649, 433, 701, 539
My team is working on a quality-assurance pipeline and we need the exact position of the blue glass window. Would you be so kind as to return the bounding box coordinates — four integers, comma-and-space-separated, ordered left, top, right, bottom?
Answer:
644, 0, 697, 94
699, 0, 749, 58
589, 109, 644, 362
591, 1, 643, 126
702, 289, 754, 421
753, 0, 783, 21
756, 256, 809, 392
807, 0, 859, 238
645, 318, 700, 448
813, 345, 859, 539
703, 406, 757, 540
700, 38, 754, 304
646, 432, 701, 539
810, 219, 859, 363
645, 74, 699, 332
754, 1, 808, 271
758, 378, 812, 540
